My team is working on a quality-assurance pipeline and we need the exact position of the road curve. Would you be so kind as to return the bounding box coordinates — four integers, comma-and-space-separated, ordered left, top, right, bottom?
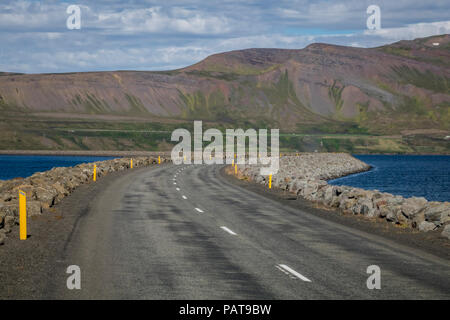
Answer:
46, 164, 450, 299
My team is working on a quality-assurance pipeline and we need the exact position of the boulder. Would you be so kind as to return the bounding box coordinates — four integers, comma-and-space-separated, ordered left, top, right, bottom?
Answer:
1, 192, 15, 202
288, 179, 304, 194
424, 203, 450, 225
254, 175, 264, 184
386, 208, 399, 223
27, 201, 42, 217
411, 211, 426, 229
339, 197, 356, 213
295, 180, 308, 196
396, 209, 410, 225
0, 203, 5, 224
374, 196, 390, 210
52, 182, 69, 201
323, 186, 338, 204
418, 221, 436, 232
3, 215, 15, 233
390, 196, 405, 206
34, 186, 57, 208
303, 180, 327, 198
441, 225, 450, 240
401, 197, 427, 218
378, 205, 390, 218
353, 198, 373, 215
366, 208, 378, 218
11, 184, 34, 196
0, 203, 18, 218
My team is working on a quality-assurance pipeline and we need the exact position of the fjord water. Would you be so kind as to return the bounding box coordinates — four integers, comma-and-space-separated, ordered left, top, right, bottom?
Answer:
1, 154, 449, 202
329, 155, 450, 202
0, 155, 116, 180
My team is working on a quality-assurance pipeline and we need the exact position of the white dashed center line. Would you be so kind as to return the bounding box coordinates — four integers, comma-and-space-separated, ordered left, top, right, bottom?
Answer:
276, 264, 311, 282
182, 195, 187, 199
220, 226, 237, 235
195, 208, 204, 213
173, 182, 176, 185
176, 187, 180, 191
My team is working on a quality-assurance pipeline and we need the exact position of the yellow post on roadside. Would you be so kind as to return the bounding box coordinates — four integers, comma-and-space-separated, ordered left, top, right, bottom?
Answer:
19, 190, 27, 240
232, 159, 234, 167
235, 164, 237, 175
269, 174, 272, 189
93, 165, 97, 182
130, 159, 133, 169
158, 156, 161, 164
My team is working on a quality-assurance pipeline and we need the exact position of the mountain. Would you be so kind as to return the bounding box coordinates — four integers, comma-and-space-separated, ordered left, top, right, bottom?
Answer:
0, 34, 449, 153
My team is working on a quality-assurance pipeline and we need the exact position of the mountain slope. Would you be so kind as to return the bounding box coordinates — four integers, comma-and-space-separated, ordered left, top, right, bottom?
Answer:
0, 35, 449, 137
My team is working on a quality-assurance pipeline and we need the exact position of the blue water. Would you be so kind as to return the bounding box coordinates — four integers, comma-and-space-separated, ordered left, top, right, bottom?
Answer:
1, 154, 449, 202
329, 155, 450, 202
0, 155, 116, 180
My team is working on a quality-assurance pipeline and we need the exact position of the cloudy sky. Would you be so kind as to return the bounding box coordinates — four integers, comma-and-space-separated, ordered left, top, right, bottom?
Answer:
0, 0, 448, 73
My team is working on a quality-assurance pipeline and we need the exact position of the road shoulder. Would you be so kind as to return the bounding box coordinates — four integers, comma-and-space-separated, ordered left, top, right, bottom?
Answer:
0, 165, 158, 299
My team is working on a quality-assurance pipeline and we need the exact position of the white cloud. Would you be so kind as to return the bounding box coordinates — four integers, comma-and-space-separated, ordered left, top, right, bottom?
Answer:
364, 20, 450, 40
0, 1, 67, 30
0, 0, 449, 73
95, 6, 231, 35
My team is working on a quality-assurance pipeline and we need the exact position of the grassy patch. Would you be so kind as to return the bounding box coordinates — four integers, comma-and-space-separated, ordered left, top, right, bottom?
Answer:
380, 46, 412, 58
391, 65, 450, 94
296, 122, 369, 135
328, 80, 345, 115
125, 93, 148, 114
185, 70, 240, 81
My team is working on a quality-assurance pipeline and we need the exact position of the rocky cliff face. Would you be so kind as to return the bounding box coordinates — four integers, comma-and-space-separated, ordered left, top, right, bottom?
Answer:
0, 34, 449, 134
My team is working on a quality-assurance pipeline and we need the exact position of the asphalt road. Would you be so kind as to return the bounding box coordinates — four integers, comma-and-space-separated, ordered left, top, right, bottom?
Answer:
29, 163, 447, 300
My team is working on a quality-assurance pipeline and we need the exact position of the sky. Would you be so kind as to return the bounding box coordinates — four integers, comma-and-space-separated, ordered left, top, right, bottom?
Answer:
0, 0, 449, 74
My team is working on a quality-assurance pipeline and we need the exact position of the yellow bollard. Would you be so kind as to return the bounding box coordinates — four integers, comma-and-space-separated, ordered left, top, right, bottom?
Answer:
268, 174, 272, 189
19, 190, 27, 240
130, 159, 133, 169
235, 164, 237, 175
232, 159, 234, 167
158, 156, 161, 164
184, 155, 186, 161
93, 164, 97, 182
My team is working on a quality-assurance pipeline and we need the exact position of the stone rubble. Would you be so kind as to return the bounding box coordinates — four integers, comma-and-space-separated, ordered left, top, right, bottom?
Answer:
236, 153, 450, 239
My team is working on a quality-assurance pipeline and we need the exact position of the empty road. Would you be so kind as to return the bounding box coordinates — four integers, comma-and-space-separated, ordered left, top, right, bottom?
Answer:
41, 163, 449, 299
2, 164, 449, 299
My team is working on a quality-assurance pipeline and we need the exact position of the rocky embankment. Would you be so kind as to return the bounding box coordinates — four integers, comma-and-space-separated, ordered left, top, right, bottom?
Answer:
0, 156, 170, 245
236, 153, 450, 240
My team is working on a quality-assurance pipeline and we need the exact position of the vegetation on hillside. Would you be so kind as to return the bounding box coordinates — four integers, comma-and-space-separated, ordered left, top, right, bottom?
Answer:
391, 65, 450, 94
